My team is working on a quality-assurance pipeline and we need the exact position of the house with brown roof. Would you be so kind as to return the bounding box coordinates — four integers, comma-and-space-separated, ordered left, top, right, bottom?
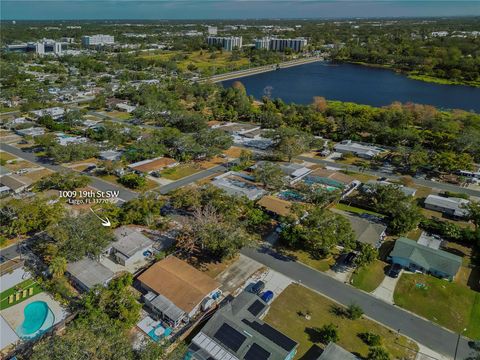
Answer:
137, 256, 221, 328
257, 195, 292, 217
128, 157, 178, 174
0, 175, 33, 194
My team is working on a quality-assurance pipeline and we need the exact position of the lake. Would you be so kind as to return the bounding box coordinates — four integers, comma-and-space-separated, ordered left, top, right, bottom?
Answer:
222, 62, 480, 112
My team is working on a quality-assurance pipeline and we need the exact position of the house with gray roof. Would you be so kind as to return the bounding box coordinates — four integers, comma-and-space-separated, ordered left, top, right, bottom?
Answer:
0, 175, 32, 194
187, 291, 298, 360
211, 171, 266, 200
109, 226, 154, 267
334, 140, 384, 159
365, 180, 417, 197
424, 194, 470, 218
341, 213, 386, 248
388, 237, 462, 281
317, 342, 358, 360
66, 257, 115, 292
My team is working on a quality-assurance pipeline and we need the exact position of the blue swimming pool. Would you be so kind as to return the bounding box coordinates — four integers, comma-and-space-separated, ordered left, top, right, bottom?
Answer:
16, 301, 55, 339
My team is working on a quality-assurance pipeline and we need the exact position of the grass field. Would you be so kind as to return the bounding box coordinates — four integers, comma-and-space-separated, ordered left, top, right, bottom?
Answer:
0, 278, 43, 310
139, 50, 250, 74
277, 247, 339, 272
351, 260, 387, 292
264, 284, 418, 359
160, 163, 201, 180
394, 273, 480, 339
0, 151, 18, 162
334, 203, 385, 218
339, 170, 377, 183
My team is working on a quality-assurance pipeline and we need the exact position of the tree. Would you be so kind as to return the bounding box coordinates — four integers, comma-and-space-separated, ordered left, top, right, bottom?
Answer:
269, 127, 314, 162
119, 173, 146, 189
120, 194, 165, 226
466, 201, 480, 230
312, 96, 328, 112
281, 207, 355, 258
36, 171, 90, 191
316, 323, 339, 344
44, 213, 114, 262
367, 346, 391, 360
346, 303, 364, 320
178, 205, 253, 261
49, 256, 67, 279
354, 243, 379, 267
0, 197, 64, 238
90, 94, 106, 110
254, 161, 285, 190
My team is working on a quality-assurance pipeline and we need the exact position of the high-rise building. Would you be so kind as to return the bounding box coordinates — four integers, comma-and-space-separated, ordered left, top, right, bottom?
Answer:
207, 26, 217, 35
207, 36, 242, 51
81, 34, 115, 46
255, 37, 307, 52
6, 39, 63, 56
255, 37, 270, 50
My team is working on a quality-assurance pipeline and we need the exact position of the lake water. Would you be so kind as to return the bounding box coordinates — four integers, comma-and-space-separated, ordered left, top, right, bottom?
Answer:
222, 62, 480, 112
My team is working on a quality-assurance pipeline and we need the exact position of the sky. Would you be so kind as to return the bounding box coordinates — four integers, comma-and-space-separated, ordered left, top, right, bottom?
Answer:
1, 1, 480, 20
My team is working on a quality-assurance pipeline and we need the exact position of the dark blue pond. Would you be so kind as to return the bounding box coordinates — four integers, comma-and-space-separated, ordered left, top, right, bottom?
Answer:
223, 62, 480, 112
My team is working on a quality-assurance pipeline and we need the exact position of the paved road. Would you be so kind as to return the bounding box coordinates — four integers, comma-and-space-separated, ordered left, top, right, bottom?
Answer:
241, 245, 475, 360
297, 155, 480, 197
1, 143, 138, 201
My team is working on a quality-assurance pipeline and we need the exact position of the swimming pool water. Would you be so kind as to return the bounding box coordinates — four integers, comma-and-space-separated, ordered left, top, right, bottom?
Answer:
16, 300, 55, 339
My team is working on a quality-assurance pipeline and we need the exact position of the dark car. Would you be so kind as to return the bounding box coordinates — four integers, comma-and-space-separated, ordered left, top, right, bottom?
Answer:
343, 252, 357, 266
388, 263, 402, 278
250, 280, 265, 295
261, 290, 274, 303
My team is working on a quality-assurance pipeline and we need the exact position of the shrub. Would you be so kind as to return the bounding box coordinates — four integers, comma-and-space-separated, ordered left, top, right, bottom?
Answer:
367, 346, 391, 360
359, 332, 382, 346
347, 303, 364, 320
316, 323, 339, 344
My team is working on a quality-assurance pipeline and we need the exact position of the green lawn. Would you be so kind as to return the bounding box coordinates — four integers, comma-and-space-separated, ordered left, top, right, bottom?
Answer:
264, 284, 418, 359
335, 203, 385, 218
394, 273, 480, 339
277, 247, 339, 272
0, 278, 43, 310
351, 260, 387, 292
159, 164, 201, 180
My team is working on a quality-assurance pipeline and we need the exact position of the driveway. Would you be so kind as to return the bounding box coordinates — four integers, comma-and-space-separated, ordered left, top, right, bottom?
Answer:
371, 270, 402, 304
243, 268, 292, 300
241, 245, 476, 359
215, 254, 263, 294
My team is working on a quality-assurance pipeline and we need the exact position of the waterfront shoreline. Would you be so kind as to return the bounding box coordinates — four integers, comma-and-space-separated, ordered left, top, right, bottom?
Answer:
201, 57, 322, 83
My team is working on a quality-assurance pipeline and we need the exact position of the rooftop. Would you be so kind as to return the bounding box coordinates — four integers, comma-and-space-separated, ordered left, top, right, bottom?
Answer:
0, 175, 32, 191
113, 226, 154, 258
137, 256, 220, 313
128, 156, 178, 173
390, 237, 462, 277
211, 171, 266, 200
317, 342, 358, 360
341, 213, 386, 246
67, 257, 115, 290
257, 195, 292, 217
190, 291, 297, 360
424, 194, 470, 217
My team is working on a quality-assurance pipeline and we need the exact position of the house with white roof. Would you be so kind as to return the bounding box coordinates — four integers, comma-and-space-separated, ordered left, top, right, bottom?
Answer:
424, 194, 470, 218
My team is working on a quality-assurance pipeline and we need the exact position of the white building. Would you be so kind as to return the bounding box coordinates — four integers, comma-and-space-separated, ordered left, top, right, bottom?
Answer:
6, 39, 63, 56
81, 34, 115, 46
424, 195, 470, 218
207, 36, 242, 51
267, 38, 308, 52
207, 26, 217, 35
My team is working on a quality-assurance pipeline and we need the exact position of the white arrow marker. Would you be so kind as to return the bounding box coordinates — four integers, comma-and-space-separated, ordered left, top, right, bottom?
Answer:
90, 208, 111, 227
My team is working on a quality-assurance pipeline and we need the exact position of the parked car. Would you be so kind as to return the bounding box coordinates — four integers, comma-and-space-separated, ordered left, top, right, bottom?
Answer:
343, 252, 356, 266
261, 290, 274, 303
250, 280, 265, 295
388, 263, 402, 278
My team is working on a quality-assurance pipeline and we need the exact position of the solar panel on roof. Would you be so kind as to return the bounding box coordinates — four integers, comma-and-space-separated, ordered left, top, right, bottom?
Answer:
244, 343, 270, 360
247, 300, 266, 317
242, 319, 297, 351
214, 323, 246, 352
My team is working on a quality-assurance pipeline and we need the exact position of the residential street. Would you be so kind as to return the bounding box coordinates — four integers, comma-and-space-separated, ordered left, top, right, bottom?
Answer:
157, 165, 227, 194
1, 143, 138, 202
241, 245, 474, 360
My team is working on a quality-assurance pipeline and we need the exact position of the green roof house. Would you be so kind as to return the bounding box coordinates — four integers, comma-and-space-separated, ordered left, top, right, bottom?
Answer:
389, 237, 462, 281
